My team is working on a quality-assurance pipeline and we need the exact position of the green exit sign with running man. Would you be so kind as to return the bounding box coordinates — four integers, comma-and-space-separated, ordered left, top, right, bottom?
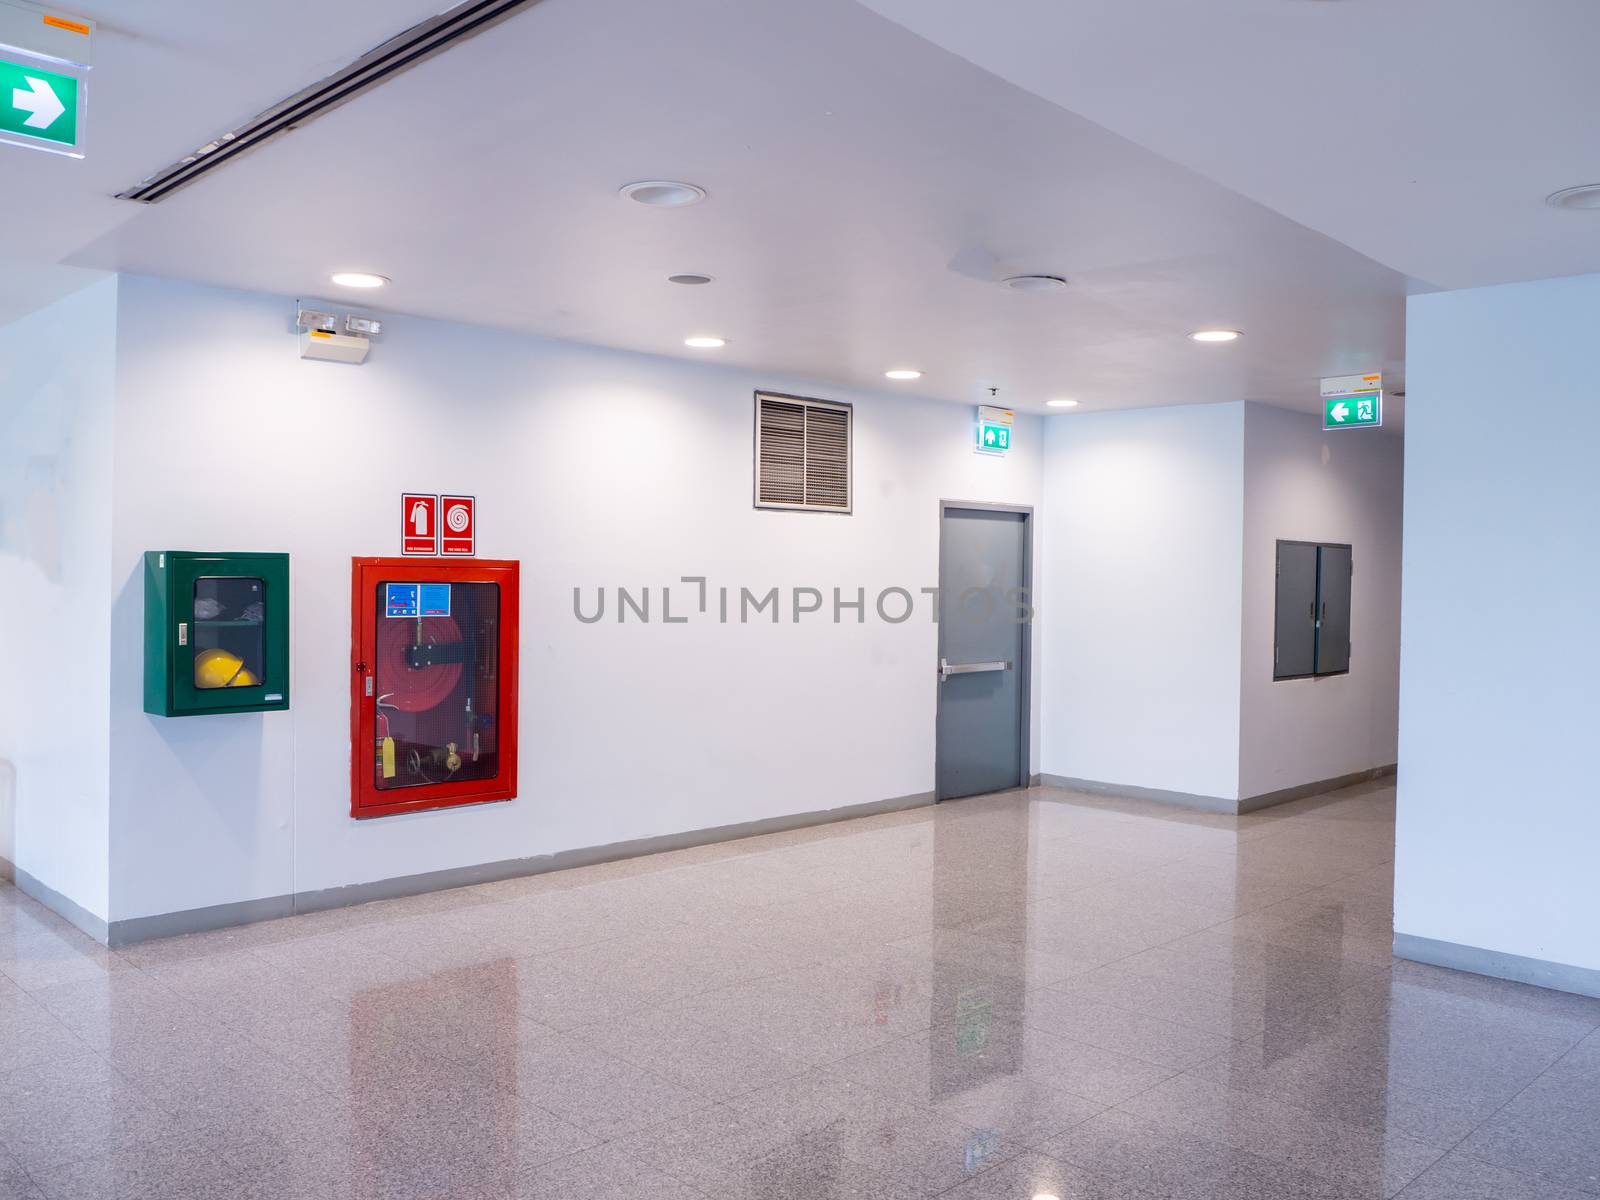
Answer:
976, 404, 1014, 455
1324, 393, 1381, 429
1321, 373, 1384, 430
0, 58, 80, 151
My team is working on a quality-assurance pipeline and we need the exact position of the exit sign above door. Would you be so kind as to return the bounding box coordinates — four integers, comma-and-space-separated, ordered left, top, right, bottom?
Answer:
976, 404, 1014, 455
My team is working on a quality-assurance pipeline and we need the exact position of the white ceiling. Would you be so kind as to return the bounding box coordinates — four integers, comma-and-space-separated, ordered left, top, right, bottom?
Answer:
0, 1, 446, 334
2, 0, 1429, 418
857, 0, 1600, 293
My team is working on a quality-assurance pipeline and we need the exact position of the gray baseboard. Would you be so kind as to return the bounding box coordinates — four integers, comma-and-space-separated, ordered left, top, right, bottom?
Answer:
15, 867, 111, 943
103, 789, 935, 948
1394, 932, 1600, 1001
1238, 764, 1396, 813
1031, 773, 1237, 813
1031, 764, 1396, 816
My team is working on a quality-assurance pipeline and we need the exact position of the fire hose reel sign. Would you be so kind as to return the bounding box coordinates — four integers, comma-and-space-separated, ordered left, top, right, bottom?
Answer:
401, 493, 476, 556
440, 495, 476, 556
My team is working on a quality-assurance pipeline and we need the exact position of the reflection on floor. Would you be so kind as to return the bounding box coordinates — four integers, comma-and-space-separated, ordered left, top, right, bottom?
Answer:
2, 780, 1599, 1198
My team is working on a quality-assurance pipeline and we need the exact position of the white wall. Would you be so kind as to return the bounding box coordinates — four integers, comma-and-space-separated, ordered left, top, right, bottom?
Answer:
106, 276, 1043, 922
1396, 274, 1600, 976
1039, 403, 1245, 801
6, 273, 1412, 928
0, 280, 117, 918
1238, 403, 1403, 798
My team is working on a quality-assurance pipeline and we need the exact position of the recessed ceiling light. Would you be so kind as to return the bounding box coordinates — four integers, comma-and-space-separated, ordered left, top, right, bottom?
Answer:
668, 273, 714, 285
684, 336, 726, 348
1190, 329, 1241, 343
330, 272, 388, 289
885, 369, 922, 380
1001, 274, 1068, 292
620, 180, 706, 207
1046, 398, 1079, 408
1545, 184, 1600, 211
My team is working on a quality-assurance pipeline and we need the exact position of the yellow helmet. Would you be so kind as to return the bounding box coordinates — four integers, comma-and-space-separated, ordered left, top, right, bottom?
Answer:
195, 648, 249, 689
228, 668, 260, 688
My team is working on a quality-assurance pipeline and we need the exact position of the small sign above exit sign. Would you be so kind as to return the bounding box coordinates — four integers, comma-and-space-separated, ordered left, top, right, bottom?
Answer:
976, 404, 1014, 455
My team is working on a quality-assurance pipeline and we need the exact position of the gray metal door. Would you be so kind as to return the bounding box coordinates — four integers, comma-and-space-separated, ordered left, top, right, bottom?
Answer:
936, 505, 1029, 800
1317, 545, 1353, 674
1274, 541, 1319, 679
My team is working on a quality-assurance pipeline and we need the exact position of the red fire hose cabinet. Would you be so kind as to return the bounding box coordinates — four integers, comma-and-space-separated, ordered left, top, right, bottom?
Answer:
350, 558, 520, 818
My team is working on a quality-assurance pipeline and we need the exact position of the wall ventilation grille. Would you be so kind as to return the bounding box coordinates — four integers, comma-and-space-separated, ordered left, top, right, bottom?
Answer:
755, 393, 852, 513
115, 0, 542, 204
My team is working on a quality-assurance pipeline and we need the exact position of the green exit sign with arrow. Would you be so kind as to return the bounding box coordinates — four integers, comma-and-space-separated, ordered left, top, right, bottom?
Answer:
1324, 393, 1381, 429
1321, 373, 1383, 431
979, 422, 1011, 451
1, 58, 80, 152
976, 404, 1014, 455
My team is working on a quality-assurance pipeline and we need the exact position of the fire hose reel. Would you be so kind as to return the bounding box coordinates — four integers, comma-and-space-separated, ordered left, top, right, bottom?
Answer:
349, 559, 520, 819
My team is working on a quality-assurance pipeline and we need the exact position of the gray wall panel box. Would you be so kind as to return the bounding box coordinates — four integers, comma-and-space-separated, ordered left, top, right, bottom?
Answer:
1274, 539, 1353, 680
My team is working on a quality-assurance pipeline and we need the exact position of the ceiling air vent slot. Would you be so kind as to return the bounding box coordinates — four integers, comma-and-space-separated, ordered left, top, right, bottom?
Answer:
755, 393, 852, 514
115, 0, 543, 204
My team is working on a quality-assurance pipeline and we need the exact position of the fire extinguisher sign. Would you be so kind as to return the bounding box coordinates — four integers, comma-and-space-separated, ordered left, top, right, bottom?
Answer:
440, 495, 476, 556
402, 494, 439, 556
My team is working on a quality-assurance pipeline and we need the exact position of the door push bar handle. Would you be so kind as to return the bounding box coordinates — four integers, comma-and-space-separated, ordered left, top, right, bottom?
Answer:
939, 657, 1012, 681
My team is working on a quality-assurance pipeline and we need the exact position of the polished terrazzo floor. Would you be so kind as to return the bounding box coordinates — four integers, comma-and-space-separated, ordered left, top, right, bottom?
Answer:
3, 780, 1599, 1199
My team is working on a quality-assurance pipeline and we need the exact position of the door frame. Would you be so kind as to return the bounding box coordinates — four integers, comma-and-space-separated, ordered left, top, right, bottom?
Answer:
935, 500, 1034, 801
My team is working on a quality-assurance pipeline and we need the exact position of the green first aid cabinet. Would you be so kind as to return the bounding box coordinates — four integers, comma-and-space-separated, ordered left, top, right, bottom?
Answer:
144, 552, 290, 717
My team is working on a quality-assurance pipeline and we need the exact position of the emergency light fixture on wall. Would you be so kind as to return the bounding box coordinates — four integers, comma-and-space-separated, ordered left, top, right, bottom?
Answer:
297, 303, 382, 364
